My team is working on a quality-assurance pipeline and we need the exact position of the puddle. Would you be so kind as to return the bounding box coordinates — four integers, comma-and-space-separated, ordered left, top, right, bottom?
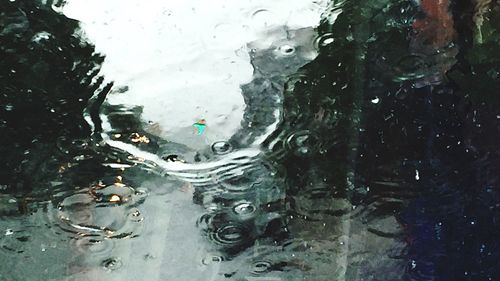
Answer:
2, 0, 500, 280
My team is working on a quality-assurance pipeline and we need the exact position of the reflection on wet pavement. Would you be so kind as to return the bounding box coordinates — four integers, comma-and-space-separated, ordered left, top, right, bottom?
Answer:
2, 0, 500, 280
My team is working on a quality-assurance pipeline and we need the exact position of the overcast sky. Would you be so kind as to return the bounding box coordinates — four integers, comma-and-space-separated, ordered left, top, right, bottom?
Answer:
63, 0, 327, 146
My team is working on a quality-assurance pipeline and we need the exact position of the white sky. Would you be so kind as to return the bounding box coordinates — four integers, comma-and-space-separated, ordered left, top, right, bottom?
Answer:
63, 0, 327, 145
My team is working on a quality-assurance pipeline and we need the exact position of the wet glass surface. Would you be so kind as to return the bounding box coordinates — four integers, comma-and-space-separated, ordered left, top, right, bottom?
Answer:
2, 0, 500, 280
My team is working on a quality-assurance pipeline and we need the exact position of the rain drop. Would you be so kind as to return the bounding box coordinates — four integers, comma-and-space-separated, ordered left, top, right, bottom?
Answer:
251, 9, 276, 28
202, 255, 224, 265
211, 141, 232, 155
278, 44, 295, 56
162, 154, 183, 162
211, 224, 249, 245
233, 201, 256, 216
314, 33, 335, 49
102, 257, 122, 271
251, 261, 272, 274
31, 31, 51, 43
285, 130, 320, 157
